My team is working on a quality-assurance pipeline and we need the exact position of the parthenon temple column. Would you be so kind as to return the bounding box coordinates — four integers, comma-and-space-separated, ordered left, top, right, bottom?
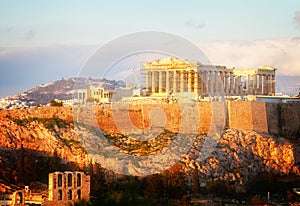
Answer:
215, 71, 219, 94
202, 71, 207, 94
229, 72, 234, 94
166, 71, 170, 94
240, 76, 244, 94
252, 74, 257, 95
194, 72, 199, 94
180, 71, 184, 92
234, 77, 238, 95
199, 71, 204, 94
205, 71, 209, 94
173, 71, 177, 93
224, 72, 229, 94
209, 71, 214, 94
247, 75, 253, 95
151, 71, 155, 93
263, 74, 268, 95
220, 71, 225, 93
271, 75, 275, 95
158, 71, 163, 93
188, 71, 192, 92
258, 74, 263, 95
146, 71, 149, 92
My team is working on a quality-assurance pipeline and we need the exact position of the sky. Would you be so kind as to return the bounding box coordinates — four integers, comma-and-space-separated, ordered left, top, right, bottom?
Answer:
0, 0, 300, 97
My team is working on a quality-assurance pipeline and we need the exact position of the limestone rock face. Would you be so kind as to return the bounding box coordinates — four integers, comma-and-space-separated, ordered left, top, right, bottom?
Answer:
0, 107, 89, 167
0, 107, 299, 192
182, 129, 299, 192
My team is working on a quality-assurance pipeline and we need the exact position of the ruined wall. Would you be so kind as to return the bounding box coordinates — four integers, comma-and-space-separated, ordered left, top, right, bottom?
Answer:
95, 101, 300, 138
228, 101, 269, 133
265, 103, 300, 137
221, 101, 300, 137
48, 171, 90, 205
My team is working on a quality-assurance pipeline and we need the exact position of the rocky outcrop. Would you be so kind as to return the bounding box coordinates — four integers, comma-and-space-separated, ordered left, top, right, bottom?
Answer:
0, 106, 299, 192
0, 107, 89, 167
182, 129, 299, 192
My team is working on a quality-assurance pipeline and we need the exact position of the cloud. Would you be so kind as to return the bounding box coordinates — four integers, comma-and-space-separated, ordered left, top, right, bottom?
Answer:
25, 30, 35, 40
184, 20, 205, 29
199, 38, 300, 76
295, 11, 300, 27
0, 27, 13, 33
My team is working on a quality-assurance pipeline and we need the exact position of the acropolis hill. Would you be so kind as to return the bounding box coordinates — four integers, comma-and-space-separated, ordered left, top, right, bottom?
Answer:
1, 58, 300, 196
74, 57, 300, 137
1, 104, 300, 193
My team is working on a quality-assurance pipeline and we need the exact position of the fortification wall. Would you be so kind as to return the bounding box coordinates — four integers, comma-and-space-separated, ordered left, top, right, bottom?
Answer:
227, 101, 269, 132
94, 101, 300, 138
227, 101, 300, 137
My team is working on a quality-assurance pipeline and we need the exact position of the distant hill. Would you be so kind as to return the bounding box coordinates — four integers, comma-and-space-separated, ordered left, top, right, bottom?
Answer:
10, 77, 126, 105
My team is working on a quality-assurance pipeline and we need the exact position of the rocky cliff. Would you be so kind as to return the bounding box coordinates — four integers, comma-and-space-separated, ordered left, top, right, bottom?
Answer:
1, 107, 84, 159
0, 105, 300, 192
182, 129, 300, 192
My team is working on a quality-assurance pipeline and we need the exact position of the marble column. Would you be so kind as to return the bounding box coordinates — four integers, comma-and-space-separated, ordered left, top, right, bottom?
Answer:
236, 76, 240, 95
229, 72, 234, 94
252, 74, 257, 95
248, 75, 254, 95
236, 76, 241, 95
225, 72, 229, 94
188, 71, 192, 92
271, 75, 275, 95
199, 71, 203, 94
152, 71, 155, 93
205, 71, 209, 94
220, 71, 225, 94
180, 70, 184, 92
209, 71, 214, 94
159, 71, 163, 93
145, 71, 149, 92
263, 74, 268, 95
173, 71, 177, 93
166, 71, 170, 94
194, 72, 199, 94
268, 75, 272, 95
215, 71, 219, 94
258, 74, 263, 95
202, 71, 207, 94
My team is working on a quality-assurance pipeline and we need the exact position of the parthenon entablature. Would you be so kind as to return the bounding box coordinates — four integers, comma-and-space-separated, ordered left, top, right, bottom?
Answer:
143, 57, 276, 97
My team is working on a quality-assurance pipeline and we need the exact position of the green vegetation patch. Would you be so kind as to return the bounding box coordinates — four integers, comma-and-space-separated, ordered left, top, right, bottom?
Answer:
10, 116, 70, 130
61, 138, 81, 148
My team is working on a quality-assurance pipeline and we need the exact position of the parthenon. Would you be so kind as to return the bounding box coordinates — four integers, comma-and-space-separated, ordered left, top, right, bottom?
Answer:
143, 58, 276, 96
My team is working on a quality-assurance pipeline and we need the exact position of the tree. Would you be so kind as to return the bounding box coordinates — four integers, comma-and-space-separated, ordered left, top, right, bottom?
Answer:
16, 144, 25, 185
162, 163, 187, 199
89, 162, 106, 197
49, 149, 61, 172
192, 162, 200, 196
142, 174, 163, 199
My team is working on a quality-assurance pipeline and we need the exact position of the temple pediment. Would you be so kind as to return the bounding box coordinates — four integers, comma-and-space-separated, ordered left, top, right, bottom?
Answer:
144, 57, 197, 69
